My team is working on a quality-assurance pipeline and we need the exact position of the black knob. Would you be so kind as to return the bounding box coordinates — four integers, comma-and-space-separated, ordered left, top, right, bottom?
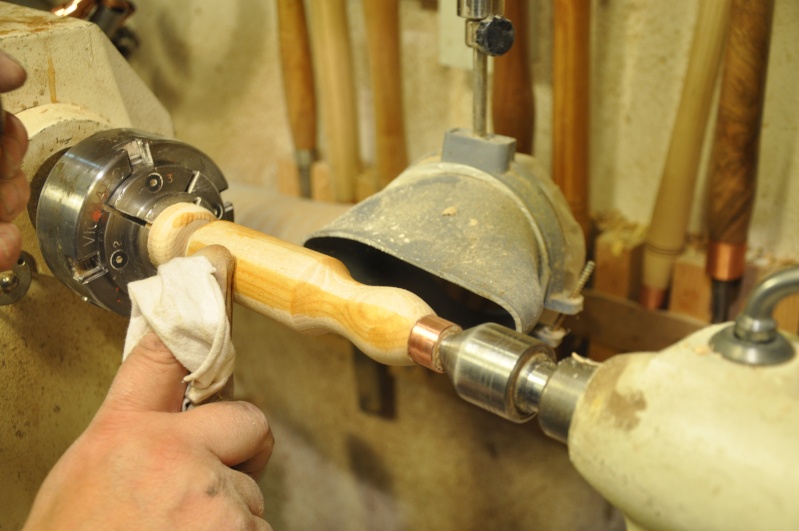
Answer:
476, 16, 515, 56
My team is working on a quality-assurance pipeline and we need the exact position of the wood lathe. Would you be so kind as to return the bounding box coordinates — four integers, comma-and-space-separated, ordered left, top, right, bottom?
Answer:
7, 1, 799, 529
31, 125, 799, 529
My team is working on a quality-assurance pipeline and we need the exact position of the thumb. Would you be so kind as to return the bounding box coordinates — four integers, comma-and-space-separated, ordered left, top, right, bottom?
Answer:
0, 51, 26, 93
103, 332, 188, 413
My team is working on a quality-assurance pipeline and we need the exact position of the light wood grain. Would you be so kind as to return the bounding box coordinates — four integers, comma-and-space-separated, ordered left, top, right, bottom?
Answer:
641, 0, 730, 307
277, 0, 316, 152
566, 290, 705, 354
363, 0, 408, 189
492, 0, 533, 155
707, 0, 774, 277
669, 247, 712, 323
148, 204, 434, 365
553, 0, 591, 237
309, 0, 362, 202
594, 227, 644, 301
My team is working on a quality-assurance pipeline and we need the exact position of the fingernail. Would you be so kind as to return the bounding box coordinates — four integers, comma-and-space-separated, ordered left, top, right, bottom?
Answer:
0, 181, 20, 216
0, 224, 21, 265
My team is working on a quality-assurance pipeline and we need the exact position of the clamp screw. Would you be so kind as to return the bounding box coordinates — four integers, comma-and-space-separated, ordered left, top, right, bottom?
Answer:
110, 249, 129, 270
475, 16, 515, 56
146, 173, 164, 192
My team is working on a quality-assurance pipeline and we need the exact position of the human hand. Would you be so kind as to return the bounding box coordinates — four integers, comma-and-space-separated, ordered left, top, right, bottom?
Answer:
23, 332, 274, 530
0, 51, 30, 271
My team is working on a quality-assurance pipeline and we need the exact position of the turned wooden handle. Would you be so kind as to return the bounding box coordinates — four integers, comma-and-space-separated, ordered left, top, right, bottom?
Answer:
553, 0, 591, 237
640, 0, 730, 306
708, 0, 774, 251
492, 0, 533, 155
363, 0, 408, 189
148, 204, 434, 365
277, 0, 316, 152
309, 0, 362, 202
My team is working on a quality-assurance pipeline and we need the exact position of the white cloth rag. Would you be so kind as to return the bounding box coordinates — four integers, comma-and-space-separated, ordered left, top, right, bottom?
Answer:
123, 255, 235, 405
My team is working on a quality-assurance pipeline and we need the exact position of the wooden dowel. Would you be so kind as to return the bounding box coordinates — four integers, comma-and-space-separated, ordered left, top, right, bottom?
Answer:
553, 0, 591, 238
640, 0, 730, 309
492, 0, 533, 155
148, 203, 434, 366
363, 0, 408, 189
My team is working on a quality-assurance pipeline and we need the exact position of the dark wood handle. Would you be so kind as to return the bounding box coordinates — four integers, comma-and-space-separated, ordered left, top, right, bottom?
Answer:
492, 0, 534, 155
553, 0, 591, 237
277, 0, 316, 151
364, 0, 408, 189
708, 0, 774, 246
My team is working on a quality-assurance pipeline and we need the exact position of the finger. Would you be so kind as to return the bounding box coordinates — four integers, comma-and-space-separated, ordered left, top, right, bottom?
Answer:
1, 114, 29, 179
226, 468, 265, 517
103, 332, 188, 413
0, 51, 26, 92
0, 222, 21, 271
181, 401, 274, 478
251, 517, 274, 531
0, 169, 29, 222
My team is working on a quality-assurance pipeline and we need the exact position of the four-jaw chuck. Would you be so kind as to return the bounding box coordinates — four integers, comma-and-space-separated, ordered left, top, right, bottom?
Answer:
35, 129, 233, 314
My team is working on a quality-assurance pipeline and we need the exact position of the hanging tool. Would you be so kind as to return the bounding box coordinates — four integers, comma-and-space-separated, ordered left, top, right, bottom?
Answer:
276, 0, 317, 199
363, 0, 408, 190
639, 0, 730, 310
309, 0, 362, 203
707, 0, 775, 323
553, 0, 591, 238
492, 0, 533, 155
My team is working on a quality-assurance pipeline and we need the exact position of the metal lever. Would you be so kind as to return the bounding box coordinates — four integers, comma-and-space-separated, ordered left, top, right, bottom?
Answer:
710, 266, 799, 365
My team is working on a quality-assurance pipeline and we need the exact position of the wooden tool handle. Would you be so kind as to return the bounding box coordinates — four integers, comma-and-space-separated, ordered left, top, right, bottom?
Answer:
553, 0, 591, 237
492, 0, 533, 155
707, 0, 774, 272
309, 0, 362, 202
364, 0, 408, 189
148, 203, 434, 365
277, 0, 316, 151
640, 0, 730, 307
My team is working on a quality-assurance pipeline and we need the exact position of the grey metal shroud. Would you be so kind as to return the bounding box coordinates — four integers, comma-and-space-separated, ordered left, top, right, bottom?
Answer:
305, 128, 585, 334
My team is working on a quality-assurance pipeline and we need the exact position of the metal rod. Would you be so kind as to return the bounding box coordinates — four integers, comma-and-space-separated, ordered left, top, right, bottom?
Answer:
473, 48, 488, 137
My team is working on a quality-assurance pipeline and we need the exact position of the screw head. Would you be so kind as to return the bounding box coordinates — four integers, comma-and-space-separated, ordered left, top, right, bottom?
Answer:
0, 271, 19, 293
146, 173, 164, 192
110, 249, 129, 270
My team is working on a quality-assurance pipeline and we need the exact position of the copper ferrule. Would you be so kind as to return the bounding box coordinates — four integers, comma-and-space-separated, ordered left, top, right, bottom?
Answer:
408, 315, 462, 373
707, 242, 747, 281
639, 286, 667, 311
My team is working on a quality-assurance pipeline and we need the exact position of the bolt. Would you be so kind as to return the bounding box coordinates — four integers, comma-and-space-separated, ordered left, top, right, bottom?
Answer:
0, 271, 19, 293
552, 260, 596, 331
